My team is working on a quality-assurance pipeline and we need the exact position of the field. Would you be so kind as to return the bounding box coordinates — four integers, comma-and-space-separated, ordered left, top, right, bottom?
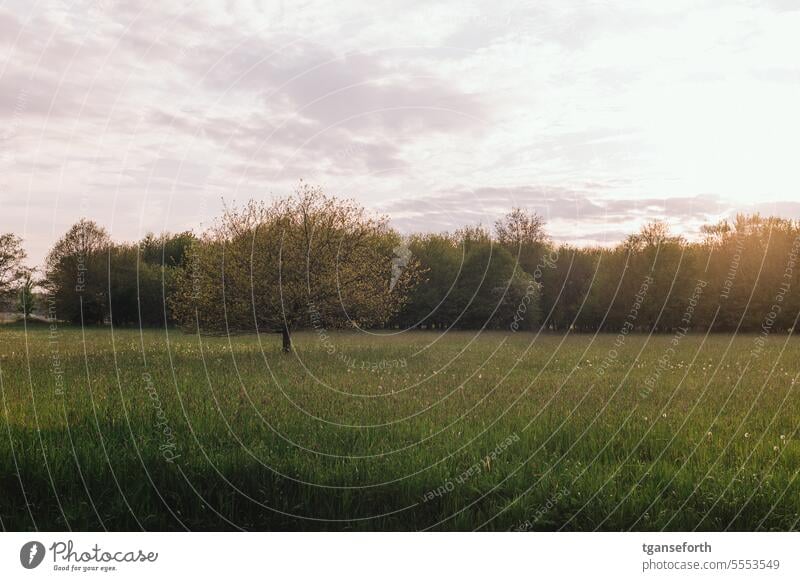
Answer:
1, 324, 798, 531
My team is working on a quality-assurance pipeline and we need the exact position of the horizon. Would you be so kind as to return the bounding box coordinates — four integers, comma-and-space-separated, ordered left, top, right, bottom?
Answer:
8, 197, 800, 272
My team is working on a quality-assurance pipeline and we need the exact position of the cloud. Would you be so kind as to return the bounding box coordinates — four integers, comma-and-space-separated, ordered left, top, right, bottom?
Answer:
384, 186, 742, 247
765, 0, 800, 12
3, 0, 800, 266
385, 186, 723, 225
188, 32, 487, 135
0, 9, 19, 40
744, 201, 800, 220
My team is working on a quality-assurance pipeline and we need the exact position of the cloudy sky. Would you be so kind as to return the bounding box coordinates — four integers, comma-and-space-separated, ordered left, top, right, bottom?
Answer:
2, 0, 800, 265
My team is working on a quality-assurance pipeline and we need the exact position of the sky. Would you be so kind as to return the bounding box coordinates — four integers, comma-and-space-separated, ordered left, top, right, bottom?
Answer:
2, 0, 800, 266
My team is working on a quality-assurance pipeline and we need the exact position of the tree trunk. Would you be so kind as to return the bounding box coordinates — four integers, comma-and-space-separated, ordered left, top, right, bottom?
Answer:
281, 325, 292, 353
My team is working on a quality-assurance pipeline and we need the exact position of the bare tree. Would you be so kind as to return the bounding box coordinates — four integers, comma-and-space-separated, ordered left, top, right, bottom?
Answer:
494, 208, 547, 248
624, 220, 683, 250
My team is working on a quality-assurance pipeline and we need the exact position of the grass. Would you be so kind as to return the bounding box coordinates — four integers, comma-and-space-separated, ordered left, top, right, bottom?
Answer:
1, 323, 799, 531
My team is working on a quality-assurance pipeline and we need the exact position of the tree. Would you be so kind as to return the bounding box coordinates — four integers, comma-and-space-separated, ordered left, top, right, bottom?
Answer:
171, 183, 421, 352
495, 207, 547, 248
622, 221, 690, 332
0, 233, 26, 300
104, 233, 194, 328
624, 220, 684, 252
45, 219, 111, 324
392, 233, 459, 329
539, 246, 596, 331
105, 243, 174, 327
139, 231, 196, 267
495, 208, 549, 278
17, 269, 36, 320
449, 236, 539, 330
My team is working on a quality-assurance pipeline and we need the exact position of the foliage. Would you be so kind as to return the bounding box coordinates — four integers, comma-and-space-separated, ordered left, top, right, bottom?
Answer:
43, 220, 192, 326
44, 219, 110, 324
18, 198, 800, 338
16, 270, 36, 319
170, 183, 421, 350
0, 233, 26, 301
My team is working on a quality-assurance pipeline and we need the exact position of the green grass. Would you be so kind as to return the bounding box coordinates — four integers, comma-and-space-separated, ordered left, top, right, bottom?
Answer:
1, 324, 799, 531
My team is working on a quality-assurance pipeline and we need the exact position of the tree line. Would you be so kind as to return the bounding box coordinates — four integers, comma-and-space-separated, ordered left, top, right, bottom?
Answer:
1, 184, 799, 351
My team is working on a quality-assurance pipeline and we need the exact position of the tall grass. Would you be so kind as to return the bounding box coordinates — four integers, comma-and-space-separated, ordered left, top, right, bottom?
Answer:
1, 325, 798, 530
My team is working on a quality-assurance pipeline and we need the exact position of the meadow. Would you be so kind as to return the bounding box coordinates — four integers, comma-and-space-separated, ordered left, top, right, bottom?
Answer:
1, 323, 798, 531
